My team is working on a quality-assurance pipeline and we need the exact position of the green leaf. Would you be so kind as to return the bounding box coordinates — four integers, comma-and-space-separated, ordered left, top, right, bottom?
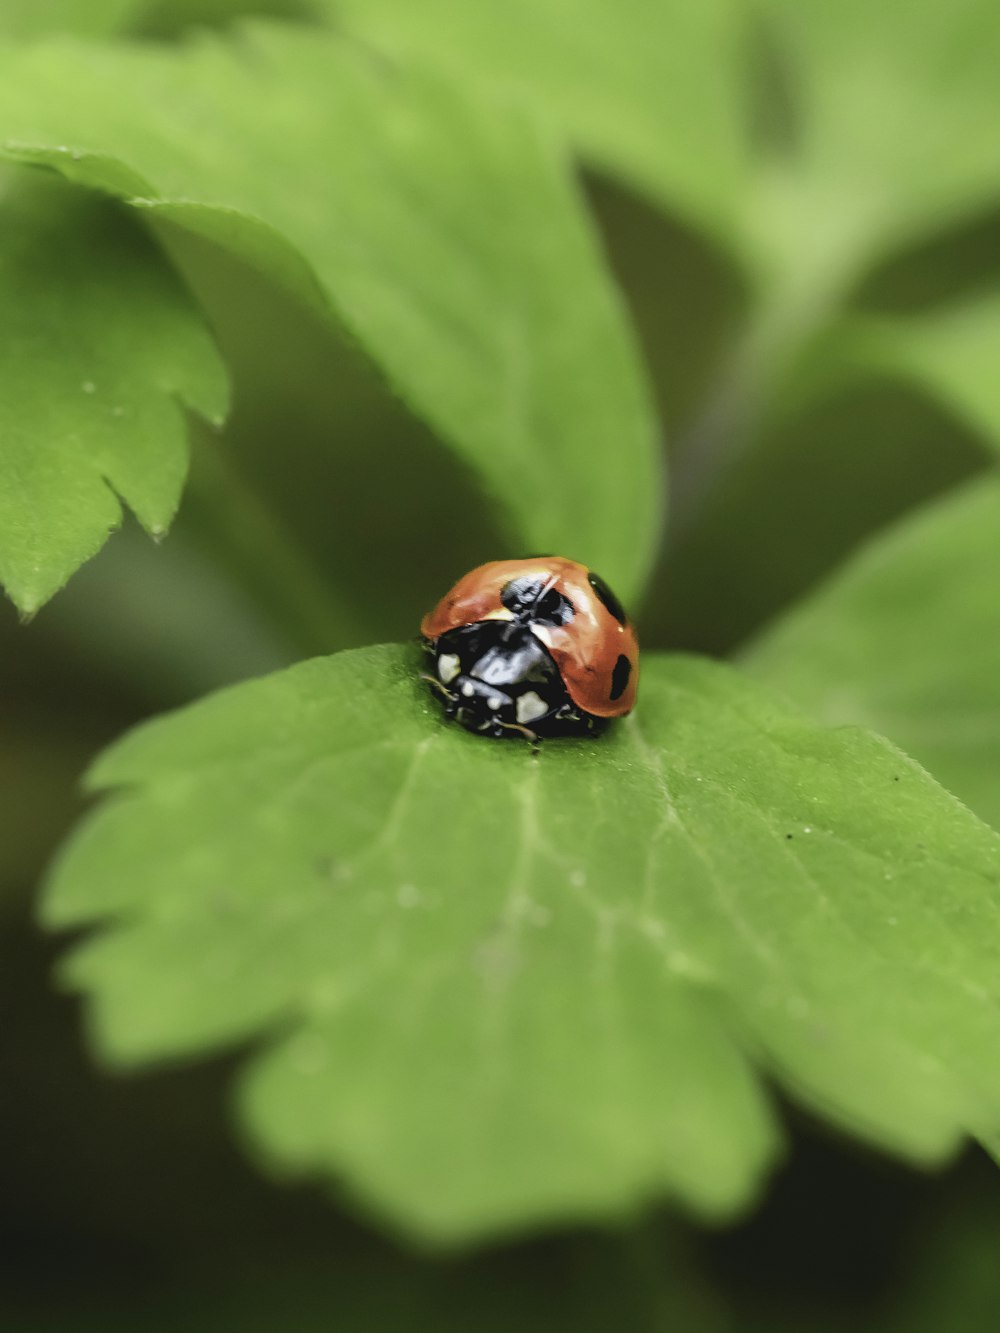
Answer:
44, 645, 1000, 1241
131, 0, 318, 40
755, 0, 1000, 268
836, 299, 1000, 459
743, 475, 1000, 834
0, 172, 227, 614
0, 0, 143, 39
647, 378, 986, 657
0, 26, 659, 600
327, 0, 749, 247
0, 0, 311, 40
335, 0, 1000, 286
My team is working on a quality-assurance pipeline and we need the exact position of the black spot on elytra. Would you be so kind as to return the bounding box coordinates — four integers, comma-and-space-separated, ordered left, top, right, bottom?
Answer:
610, 654, 632, 701
588, 571, 627, 624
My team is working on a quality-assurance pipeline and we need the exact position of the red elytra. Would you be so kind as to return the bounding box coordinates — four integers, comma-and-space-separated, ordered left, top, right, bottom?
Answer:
420, 556, 639, 719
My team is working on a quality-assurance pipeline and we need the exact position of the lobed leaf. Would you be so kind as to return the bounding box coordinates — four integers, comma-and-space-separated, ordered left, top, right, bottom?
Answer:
744, 475, 1000, 833
0, 25, 659, 600
45, 645, 1000, 1241
0, 172, 227, 613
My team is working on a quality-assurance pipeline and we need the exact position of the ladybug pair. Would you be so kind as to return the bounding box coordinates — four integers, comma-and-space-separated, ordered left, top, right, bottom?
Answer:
421, 557, 639, 741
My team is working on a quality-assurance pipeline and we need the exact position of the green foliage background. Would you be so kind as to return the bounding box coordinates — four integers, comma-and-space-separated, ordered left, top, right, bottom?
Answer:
3, 0, 1000, 1327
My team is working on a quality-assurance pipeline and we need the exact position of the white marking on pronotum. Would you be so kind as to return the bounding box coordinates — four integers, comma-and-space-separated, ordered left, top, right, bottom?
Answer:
461, 681, 474, 698
488, 696, 502, 710
516, 691, 547, 724
437, 653, 461, 684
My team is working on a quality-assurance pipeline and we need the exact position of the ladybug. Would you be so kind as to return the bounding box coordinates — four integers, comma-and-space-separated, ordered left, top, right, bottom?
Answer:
420, 557, 639, 740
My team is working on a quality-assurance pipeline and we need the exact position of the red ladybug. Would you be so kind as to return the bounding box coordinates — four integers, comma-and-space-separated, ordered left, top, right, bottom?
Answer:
420, 557, 639, 739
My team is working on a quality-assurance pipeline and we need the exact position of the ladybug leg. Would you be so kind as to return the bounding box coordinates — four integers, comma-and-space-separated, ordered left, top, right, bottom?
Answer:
421, 672, 465, 725
550, 701, 602, 736
494, 718, 540, 744
421, 672, 454, 702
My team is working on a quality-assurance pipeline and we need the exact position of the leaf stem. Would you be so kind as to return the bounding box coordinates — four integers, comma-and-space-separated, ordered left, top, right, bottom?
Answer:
668, 191, 877, 540
616, 1213, 726, 1333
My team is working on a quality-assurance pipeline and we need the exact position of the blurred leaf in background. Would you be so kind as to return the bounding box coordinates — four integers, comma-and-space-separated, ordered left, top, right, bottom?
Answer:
0, 0, 146, 38
745, 477, 1000, 833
